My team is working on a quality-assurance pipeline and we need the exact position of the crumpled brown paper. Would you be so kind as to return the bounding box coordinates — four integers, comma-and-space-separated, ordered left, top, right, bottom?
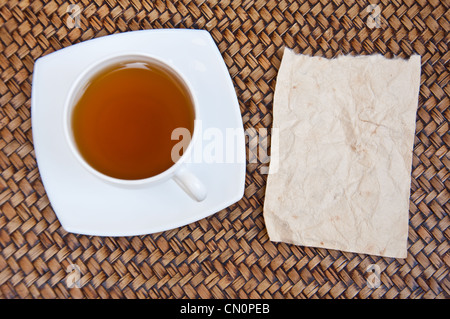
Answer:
263, 48, 421, 258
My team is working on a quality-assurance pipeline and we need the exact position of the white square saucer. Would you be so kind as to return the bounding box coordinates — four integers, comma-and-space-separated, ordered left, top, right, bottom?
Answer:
31, 30, 246, 236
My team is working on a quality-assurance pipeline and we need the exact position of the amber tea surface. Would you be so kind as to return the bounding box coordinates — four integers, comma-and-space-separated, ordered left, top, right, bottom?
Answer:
71, 60, 195, 180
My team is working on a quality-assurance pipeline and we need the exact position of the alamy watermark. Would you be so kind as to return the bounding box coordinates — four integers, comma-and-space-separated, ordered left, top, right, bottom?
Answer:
171, 120, 279, 174
366, 264, 381, 289
366, 4, 382, 29
66, 4, 82, 29
66, 263, 82, 288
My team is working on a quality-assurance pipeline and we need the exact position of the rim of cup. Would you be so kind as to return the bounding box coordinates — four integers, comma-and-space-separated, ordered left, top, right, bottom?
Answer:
63, 52, 199, 186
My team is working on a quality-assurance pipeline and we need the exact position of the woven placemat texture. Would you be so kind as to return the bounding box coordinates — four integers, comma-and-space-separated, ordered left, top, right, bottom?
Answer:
0, 0, 449, 299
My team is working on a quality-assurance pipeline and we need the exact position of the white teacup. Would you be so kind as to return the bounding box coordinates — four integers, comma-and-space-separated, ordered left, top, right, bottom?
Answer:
63, 53, 207, 202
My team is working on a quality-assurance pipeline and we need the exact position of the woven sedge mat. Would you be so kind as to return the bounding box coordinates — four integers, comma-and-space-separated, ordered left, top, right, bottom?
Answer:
0, 0, 449, 299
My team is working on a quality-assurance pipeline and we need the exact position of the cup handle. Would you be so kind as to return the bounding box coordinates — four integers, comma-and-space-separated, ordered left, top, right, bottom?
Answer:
173, 166, 207, 202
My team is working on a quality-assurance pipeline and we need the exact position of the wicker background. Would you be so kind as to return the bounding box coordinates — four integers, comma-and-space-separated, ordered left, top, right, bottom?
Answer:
0, 0, 449, 299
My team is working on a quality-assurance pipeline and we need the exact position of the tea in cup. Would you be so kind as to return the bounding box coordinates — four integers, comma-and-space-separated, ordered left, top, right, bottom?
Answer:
64, 53, 207, 201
